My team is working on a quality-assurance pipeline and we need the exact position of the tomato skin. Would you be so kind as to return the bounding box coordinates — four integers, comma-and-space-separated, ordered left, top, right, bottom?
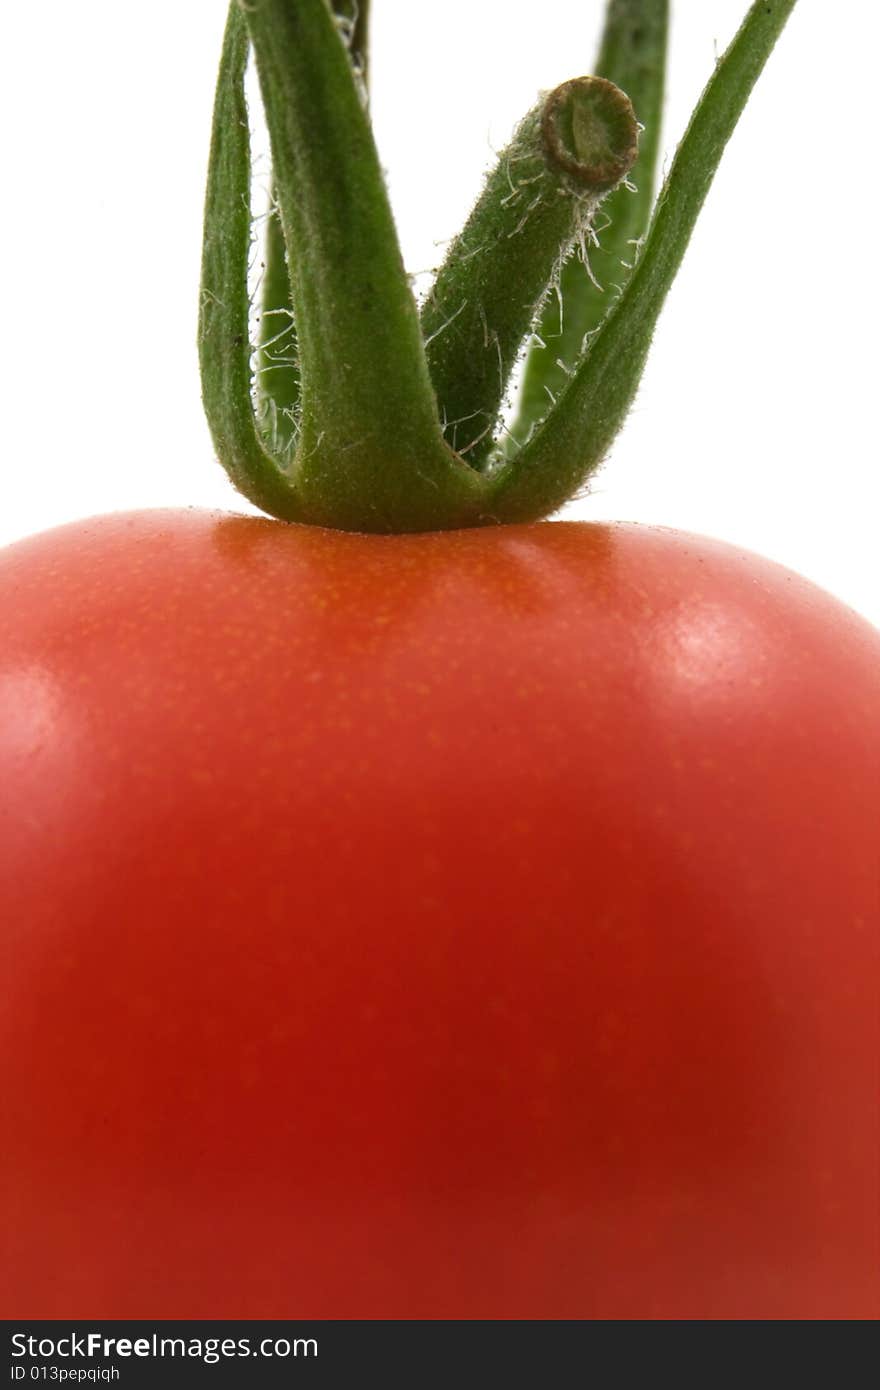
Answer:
1, 510, 877, 1319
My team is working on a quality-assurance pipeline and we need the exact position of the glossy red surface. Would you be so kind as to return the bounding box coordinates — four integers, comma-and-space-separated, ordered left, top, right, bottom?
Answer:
1, 510, 878, 1318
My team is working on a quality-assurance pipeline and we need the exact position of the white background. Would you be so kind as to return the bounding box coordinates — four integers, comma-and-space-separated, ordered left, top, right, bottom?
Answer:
1, 1, 877, 622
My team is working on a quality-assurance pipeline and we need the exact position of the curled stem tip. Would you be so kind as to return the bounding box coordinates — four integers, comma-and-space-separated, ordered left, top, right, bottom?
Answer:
490, 0, 798, 524
422, 75, 636, 469
509, 0, 669, 456
542, 76, 638, 192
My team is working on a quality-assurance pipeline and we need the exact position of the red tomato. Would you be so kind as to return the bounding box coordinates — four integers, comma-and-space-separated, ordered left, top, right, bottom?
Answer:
1, 509, 877, 1319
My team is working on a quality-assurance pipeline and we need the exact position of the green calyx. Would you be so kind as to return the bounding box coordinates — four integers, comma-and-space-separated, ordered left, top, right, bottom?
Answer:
199, 0, 798, 534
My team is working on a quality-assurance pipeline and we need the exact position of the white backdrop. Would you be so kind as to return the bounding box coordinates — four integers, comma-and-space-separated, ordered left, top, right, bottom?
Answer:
2, 1, 877, 622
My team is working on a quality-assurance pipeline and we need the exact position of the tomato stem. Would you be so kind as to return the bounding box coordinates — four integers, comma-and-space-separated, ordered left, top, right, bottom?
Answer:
199, 0, 797, 533
488, 0, 798, 522
421, 78, 637, 470
254, 4, 370, 466
251, 0, 483, 532
508, 0, 669, 456
198, 6, 299, 520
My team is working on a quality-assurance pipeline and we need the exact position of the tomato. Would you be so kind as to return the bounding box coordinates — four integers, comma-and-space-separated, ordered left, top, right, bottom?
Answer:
1, 508, 877, 1320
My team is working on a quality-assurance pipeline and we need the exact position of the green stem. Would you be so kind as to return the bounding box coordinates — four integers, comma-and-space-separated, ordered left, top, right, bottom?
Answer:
255, 3, 371, 468
198, 4, 297, 519
509, 0, 669, 453
421, 77, 638, 469
200, 0, 797, 533
488, 0, 798, 523
245, 0, 481, 531
254, 4, 369, 472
